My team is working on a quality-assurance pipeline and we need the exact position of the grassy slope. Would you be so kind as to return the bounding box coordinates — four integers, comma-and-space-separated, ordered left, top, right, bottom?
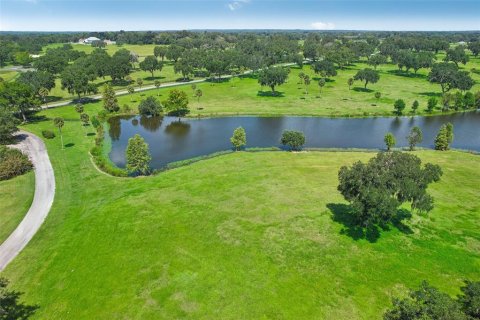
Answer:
0, 171, 35, 244
76, 54, 480, 118
1, 105, 479, 319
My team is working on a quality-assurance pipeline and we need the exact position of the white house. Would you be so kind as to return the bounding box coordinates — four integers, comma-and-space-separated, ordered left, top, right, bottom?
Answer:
83, 37, 101, 44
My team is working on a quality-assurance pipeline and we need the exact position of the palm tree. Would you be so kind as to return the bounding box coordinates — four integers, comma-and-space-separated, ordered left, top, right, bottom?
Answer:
38, 87, 49, 107
53, 117, 65, 149
348, 78, 354, 90
74, 103, 84, 114
303, 75, 311, 95
154, 80, 161, 96
127, 85, 134, 101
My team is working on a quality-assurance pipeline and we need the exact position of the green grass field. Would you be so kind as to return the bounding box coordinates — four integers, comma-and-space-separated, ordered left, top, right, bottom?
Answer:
0, 103, 478, 319
5, 44, 480, 117
76, 55, 480, 118
0, 171, 35, 244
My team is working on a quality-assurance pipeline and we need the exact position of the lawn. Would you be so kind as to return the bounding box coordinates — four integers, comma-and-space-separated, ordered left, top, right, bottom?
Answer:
8, 44, 480, 117
76, 55, 480, 118
1, 104, 479, 319
0, 171, 35, 244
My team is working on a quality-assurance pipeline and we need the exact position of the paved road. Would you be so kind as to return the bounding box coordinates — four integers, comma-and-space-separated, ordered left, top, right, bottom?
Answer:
0, 131, 55, 271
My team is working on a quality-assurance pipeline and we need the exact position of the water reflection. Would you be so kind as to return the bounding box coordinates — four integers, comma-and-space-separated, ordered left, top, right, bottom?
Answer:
165, 120, 191, 137
108, 112, 480, 169
140, 115, 163, 132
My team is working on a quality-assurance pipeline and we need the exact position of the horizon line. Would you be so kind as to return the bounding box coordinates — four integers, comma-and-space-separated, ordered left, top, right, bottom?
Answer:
1, 29, 480, 33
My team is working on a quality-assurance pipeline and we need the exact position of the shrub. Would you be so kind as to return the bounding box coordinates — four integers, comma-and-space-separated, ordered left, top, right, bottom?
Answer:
281, 130, 305, 151
427, 97, 438, 112
138, 96, 162, 116
122, 104, 132, 114
41, 130, 55, 139
0, 146, 33, 181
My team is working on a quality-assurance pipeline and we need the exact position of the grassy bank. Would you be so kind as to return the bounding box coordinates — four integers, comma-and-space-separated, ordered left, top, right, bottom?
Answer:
0, 171, 35, 244
0, 104, 478, 319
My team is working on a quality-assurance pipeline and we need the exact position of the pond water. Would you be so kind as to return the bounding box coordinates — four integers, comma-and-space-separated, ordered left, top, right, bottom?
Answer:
108, 112, 480, 169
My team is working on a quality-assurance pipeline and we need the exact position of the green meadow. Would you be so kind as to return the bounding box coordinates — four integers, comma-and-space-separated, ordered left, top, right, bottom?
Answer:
76, 56, 480, 118
0, 171, 35, 244
4, 44, 479, 118
0, 102, 478, 319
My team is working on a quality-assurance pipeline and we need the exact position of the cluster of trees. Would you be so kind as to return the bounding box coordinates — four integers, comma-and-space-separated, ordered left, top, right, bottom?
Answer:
428, 62, 475, 93
383, 127, 423, 151
384, 280, 480, 320
383, 124, 453, 151
392, 89, 480, 115
229, 127, 305, 151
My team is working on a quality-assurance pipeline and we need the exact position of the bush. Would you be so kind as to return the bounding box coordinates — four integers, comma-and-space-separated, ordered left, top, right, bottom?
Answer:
138, 96, 162, 116
0, 146, 33, 181
122, 104, 132, 114
281, 130, 305, 151
41, 130, 55, 139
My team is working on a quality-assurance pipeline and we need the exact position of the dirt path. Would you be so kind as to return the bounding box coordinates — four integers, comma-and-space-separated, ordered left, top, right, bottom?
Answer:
0, 131, 55, 271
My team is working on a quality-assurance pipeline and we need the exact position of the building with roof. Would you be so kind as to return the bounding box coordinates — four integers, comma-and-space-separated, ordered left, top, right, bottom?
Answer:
83, 37, 101, 44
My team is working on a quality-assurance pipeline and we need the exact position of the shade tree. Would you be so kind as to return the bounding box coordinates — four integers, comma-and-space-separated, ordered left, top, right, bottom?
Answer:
353, 68, 380, 89
139, 55, 162, 78
258, 67, 289, 94
337, 151, 443, 228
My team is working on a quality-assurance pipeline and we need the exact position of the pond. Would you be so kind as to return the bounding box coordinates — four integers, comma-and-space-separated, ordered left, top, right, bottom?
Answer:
108, 112, 480, 169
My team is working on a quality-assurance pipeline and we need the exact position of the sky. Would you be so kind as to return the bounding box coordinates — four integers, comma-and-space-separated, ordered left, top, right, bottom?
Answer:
0, 0, 479, 32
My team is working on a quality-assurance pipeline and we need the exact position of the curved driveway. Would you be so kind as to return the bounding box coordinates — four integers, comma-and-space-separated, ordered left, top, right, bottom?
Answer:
0, 131, 55, 271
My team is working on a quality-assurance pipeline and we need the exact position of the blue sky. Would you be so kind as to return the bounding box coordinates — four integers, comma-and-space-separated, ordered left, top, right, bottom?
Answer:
0, 0, 479, 31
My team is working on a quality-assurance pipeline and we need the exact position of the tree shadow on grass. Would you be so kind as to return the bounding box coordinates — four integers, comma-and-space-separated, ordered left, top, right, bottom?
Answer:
72, 97, 100, 104
387, 69, 427, 79
144, 76, 165, 81
257, 90, 285, 97
65, 143, 75, 148
25, 114, 48, 124
419, 92, 442, 98
327, 203, 413, 243
206, 77, 231, 84
353, 87, 374, 93
312, 77, 335, 83
45, 96, 63, 103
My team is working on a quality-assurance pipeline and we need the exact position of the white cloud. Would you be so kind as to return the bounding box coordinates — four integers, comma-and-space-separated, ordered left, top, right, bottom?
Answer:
311, 21, 335, 30
228, 0, 250, 11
